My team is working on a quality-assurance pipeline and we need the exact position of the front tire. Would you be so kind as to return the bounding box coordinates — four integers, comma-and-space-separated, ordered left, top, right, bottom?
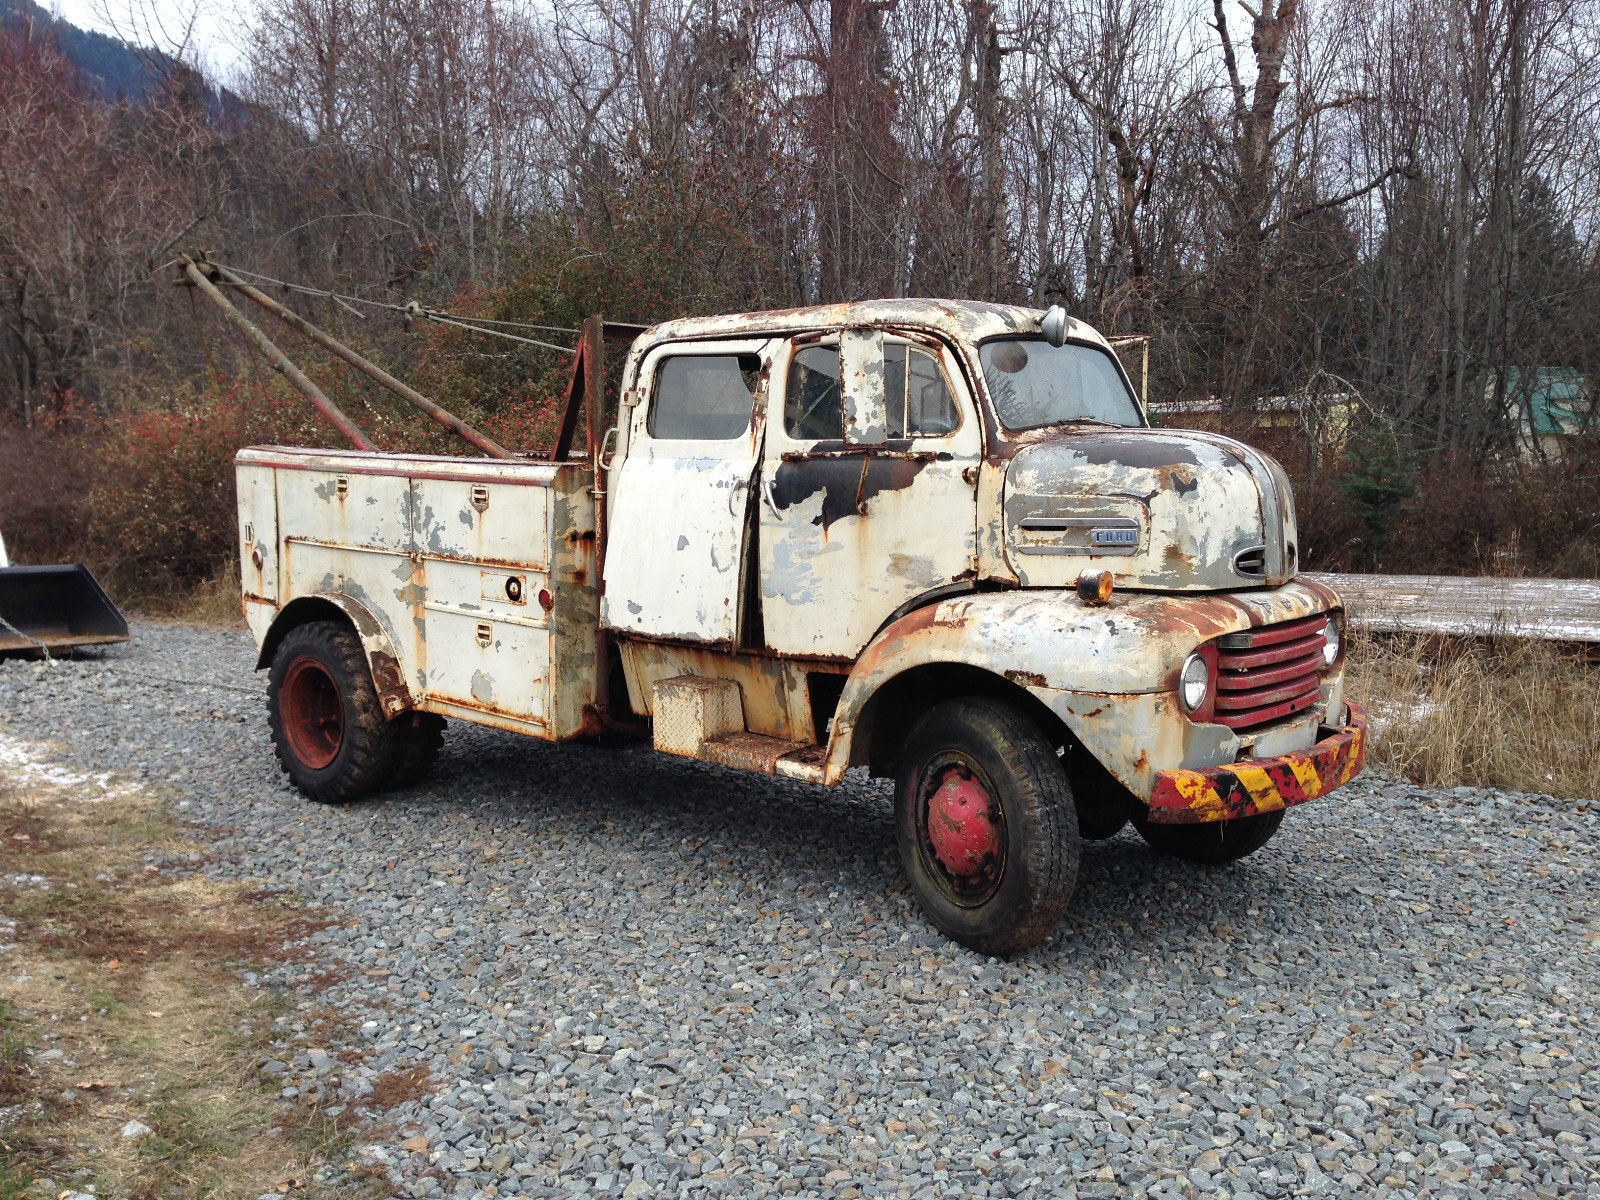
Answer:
894, 698, 1079, 956
1130, 808, 1284, 864
268, 621, 397, 804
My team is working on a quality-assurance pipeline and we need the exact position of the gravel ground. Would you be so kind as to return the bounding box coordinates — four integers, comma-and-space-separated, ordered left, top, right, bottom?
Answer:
2, 622, 1597, 1200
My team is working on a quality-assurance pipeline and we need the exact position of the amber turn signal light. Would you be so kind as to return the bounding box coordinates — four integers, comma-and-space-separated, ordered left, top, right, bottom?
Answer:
1076, 570, 1114, 605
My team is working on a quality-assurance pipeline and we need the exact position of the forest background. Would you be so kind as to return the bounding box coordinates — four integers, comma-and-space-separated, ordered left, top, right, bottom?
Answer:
1, 0, 1597, 600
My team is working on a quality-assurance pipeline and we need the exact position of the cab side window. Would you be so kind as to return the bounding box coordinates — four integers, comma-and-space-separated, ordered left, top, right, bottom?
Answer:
885, 344, 959, 437
785, 345, 843, 440
648, 354, 761, 441
785, 340, 958, 442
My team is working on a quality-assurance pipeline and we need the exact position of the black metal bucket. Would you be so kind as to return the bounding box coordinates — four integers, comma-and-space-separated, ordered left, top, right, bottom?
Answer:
0, 565, 131, 654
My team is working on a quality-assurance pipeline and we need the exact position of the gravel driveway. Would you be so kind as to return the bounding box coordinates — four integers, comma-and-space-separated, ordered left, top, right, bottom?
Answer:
2, 623, 1596, 1200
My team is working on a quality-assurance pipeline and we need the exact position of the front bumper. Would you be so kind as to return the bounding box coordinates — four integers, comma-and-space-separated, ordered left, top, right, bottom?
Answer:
1145, 703, 1367, 824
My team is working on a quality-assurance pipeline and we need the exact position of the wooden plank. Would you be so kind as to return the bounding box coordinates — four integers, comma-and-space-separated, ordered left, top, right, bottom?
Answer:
1309, 573, 1600, 643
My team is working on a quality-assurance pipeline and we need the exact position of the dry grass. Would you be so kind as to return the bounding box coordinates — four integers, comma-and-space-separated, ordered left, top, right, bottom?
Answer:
126, 561, 246, 629
1346, 629, 1600, 801
179, 563, 250, 628
0, 741, 387, 1200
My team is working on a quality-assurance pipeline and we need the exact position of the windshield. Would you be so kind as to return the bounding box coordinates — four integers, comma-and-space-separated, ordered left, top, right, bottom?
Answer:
980, 339, 1143, 430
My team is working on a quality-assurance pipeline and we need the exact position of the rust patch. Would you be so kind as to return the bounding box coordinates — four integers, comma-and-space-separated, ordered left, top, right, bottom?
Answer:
368, 649, 410, 713
1005, 669, 1047, 687
1148, 704, 1367, 823
770, 455, 929, 532
1075, 431, 1201, 469
700, 732, 808, 774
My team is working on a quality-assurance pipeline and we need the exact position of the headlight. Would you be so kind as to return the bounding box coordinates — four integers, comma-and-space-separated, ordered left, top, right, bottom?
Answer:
1179, 652, 1210, 713
1321, 616, 1341, 668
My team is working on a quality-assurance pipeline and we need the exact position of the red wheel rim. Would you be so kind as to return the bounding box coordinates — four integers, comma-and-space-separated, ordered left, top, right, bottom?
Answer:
916, 753, 1006, 907
281, 655, 344, 770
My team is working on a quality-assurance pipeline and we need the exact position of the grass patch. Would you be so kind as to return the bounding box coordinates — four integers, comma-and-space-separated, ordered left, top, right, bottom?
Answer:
1347, 630, 1600, 800
367, 1064, 433, 1110
0, 999, 28, 1100
0, 740, 389, 1199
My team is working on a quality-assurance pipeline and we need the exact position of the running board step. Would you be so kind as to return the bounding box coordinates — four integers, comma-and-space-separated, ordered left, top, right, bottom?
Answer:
701, 735, 827, 783
651, 675, 827, 783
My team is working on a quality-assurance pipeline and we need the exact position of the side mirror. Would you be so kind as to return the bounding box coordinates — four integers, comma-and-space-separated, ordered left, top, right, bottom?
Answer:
1041, 305, 1070, 347
840, 328, 888, 445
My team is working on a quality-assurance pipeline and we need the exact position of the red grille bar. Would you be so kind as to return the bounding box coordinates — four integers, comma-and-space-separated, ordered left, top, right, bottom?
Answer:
1212, 615, 1328, 732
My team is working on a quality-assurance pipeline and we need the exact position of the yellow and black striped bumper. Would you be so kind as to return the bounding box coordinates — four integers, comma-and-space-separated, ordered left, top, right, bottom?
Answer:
1145, 704, 1368, 824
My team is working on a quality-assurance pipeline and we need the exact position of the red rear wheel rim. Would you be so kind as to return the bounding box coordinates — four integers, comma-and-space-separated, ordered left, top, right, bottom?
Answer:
281, 655, 344, 770
916, 752, 1007, 907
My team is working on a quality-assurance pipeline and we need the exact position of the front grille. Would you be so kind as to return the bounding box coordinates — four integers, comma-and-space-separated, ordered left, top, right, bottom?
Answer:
1213, 614, 1327, 731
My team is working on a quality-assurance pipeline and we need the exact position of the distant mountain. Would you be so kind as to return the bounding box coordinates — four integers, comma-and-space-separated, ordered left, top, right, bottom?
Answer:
2, 0, 246, 116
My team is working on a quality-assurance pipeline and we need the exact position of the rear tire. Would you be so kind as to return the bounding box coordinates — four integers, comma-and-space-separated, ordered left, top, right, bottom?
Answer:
386, 712, 446, 788
267, 620, 397, 804
1130, 808, 1284, 864
894, 698, 1079, 956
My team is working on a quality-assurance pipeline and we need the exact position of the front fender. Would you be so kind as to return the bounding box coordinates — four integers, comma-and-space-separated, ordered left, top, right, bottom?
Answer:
824, 579, 1340, 787
257, 592, 414, 719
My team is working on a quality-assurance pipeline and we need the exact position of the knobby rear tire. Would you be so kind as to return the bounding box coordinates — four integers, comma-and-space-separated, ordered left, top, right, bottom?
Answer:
386, 712, 447, 788
267, 620, 398, 804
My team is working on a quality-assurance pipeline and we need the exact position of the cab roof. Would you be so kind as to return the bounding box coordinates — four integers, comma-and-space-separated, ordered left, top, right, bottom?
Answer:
634, 299, 1111, 355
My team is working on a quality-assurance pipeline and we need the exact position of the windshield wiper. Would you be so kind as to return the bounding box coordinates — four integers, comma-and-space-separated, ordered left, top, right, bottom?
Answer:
1049, 416, 1125, 428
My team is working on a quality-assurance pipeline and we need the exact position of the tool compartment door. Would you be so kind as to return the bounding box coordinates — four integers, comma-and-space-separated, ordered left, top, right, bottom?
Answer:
412, 475, 553, 728
602, 340, 770, 644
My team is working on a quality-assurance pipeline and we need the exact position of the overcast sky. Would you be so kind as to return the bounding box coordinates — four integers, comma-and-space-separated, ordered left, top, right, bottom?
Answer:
49, 0, 250, 81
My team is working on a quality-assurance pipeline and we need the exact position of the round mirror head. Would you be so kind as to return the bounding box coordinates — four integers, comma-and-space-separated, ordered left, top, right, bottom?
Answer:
1040, 304, 1070, 347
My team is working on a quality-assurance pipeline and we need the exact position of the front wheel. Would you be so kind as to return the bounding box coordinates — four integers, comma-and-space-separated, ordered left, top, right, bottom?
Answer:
894, 698, 1080, 956
1130, 808, 1284, 864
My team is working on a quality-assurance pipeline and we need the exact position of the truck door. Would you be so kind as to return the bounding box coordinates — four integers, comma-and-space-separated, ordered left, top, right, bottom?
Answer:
602, 339, 771, 644
759, 329, 981, 658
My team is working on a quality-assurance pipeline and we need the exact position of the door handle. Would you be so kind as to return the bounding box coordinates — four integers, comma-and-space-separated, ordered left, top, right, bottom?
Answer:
761, 477, 779, 516
598, 426, 620, 472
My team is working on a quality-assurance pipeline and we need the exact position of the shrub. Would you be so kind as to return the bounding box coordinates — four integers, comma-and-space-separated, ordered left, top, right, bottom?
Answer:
85, 383, 323, 599
0, 415, 96, 565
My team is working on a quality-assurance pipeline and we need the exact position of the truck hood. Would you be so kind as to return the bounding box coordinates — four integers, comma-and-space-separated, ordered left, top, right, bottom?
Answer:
1001, 428, 1297, 590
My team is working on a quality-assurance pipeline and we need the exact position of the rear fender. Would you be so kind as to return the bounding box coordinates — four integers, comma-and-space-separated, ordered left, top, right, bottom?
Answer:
257, 593, 414, 718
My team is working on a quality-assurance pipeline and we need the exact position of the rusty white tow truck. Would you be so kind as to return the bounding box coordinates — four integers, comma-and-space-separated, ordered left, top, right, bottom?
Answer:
236, 299, 1367, 955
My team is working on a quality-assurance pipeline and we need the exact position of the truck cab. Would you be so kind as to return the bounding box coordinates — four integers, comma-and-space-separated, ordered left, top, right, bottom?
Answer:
240, 299, 1365, 955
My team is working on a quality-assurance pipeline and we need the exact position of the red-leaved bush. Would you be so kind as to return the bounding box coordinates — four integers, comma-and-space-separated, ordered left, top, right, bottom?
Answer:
82, 384, 326, 596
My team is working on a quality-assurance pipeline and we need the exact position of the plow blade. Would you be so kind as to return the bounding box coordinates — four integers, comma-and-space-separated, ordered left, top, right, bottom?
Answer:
0, 565, 131, 654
